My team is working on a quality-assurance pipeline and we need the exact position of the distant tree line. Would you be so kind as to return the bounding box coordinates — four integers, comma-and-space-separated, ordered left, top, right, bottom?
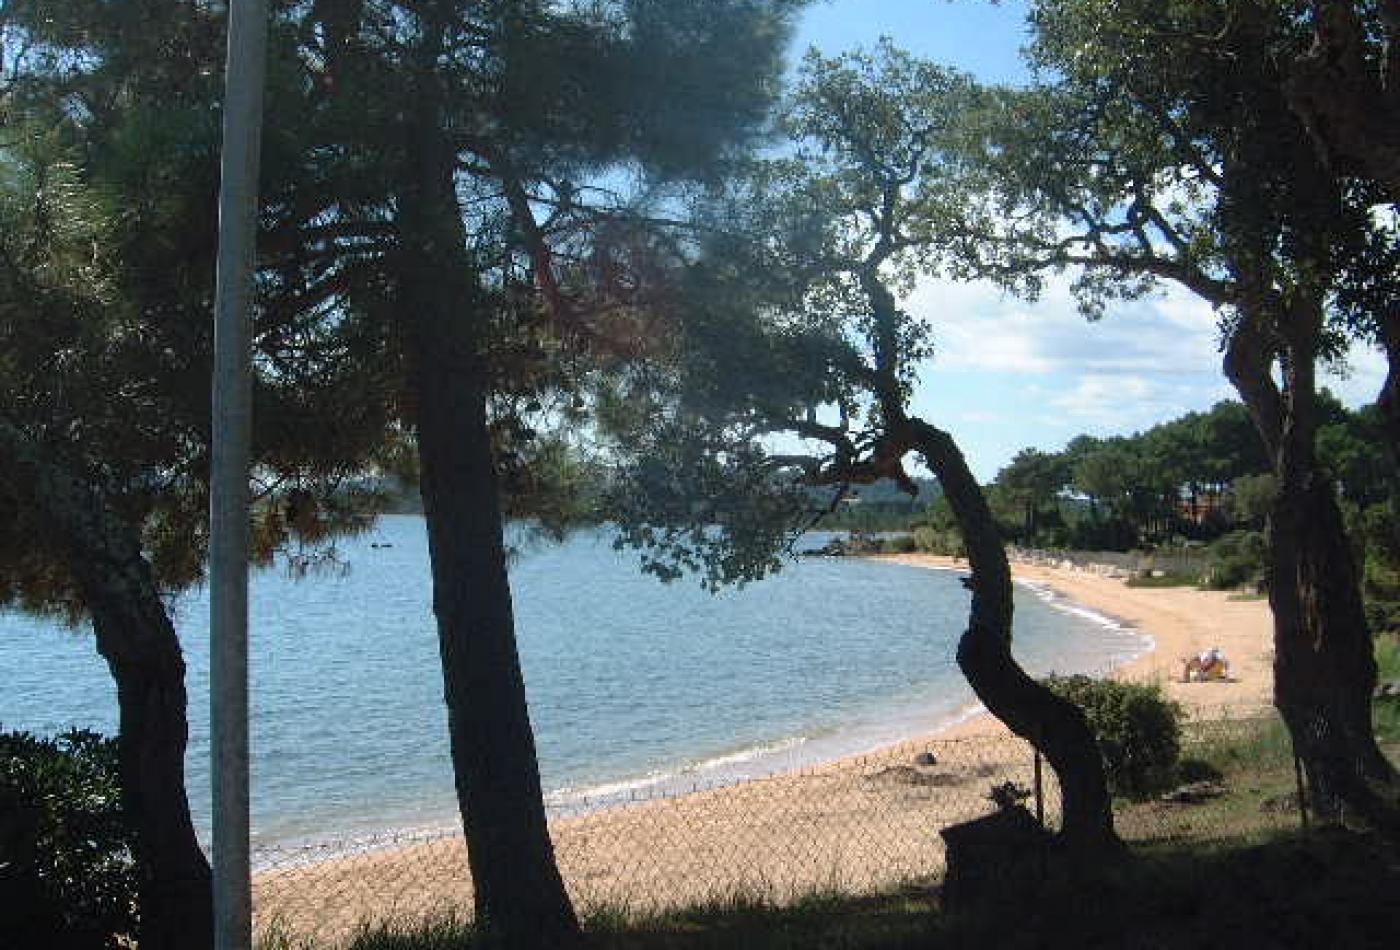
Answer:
906, 396, 1400, 631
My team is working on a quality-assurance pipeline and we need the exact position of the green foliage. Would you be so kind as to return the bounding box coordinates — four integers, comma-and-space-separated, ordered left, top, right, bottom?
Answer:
992, 448, 1067, 540
0, 2, 401, 613
1124, 571, 1199, 589
1376, 633, 1400, 742
0, 728, 137, 949
880, 534, 918, 554
1227, 473, 1277, 529
1043, 676, 1183, 798
1375, 632, 1400, 682
978, 400, 1291, 553
603, 40, 980, 586
606, 417, 811, 590
911, 526, 964, 558
1203, 530, 1268, 591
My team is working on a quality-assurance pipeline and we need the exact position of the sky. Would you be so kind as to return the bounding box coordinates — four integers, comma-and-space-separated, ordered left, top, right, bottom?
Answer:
785, 0, 1389, 482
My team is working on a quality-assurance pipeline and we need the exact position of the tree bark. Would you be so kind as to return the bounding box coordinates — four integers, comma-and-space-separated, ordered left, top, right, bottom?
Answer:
396, 80, 580, 945
1, 421, 212, 950
1376, 312, 1400, 455
909, 419, 1120, 851
1224, 306, 1400, 835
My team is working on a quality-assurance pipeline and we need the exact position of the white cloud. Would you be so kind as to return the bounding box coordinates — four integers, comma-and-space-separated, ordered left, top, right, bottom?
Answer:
897, 271, 1389, 478
1044, 374, 1234, 430
906, 274, 1386, 414
907, 275, 1224, 381
1323, 342, 1388, 407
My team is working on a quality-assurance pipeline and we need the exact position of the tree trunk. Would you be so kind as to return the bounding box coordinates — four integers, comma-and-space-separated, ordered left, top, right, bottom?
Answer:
1268, 466, 1400, 832
1226, 310, 1400, 836
909, 419, 1119, 851
396, 89, 579, 945
1, 421, 212, 950
1377, 314, 1400, 454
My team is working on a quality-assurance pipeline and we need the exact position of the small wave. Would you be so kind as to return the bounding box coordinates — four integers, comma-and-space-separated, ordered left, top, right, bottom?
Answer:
251, 820, 461, 871
692, 735, 807, 770
546, 736, 809, 809
1015, 578, 1155, 673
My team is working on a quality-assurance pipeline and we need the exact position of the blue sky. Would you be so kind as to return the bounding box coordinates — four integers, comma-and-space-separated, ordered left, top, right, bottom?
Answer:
785, 1, 1388, 482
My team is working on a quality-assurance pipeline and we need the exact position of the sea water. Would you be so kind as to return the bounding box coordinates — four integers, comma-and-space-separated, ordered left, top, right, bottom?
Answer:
0, 515, 1146, 851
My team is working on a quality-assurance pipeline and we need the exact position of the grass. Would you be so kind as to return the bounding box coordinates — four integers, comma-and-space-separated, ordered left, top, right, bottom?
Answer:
279, 830, 1400, 949
942, 828, 1400, 950
1376, 632, 1400, 743
262, 890, 942, 950
1379, 632, 1400, 681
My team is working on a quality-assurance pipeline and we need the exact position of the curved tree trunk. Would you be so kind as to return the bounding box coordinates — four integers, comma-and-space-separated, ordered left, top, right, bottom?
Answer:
396, 76, 579, 945
909, 419, 1119, 851
1268, 466, 1400, 832
1226, 307, 1400, 836
2, 421, 212, 950
1376, 314, 1400, 454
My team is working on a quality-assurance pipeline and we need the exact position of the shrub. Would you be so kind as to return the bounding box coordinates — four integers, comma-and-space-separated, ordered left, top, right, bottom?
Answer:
880, 534, 917, 554
1364, 600, 1400, 637
912, 525, 964, 557
1125, 571, 1199, 588
1203, 530, 1268, 591
1042, 676, 1183, 798
0, 728, 137, 949
1376, 633, 1400, 742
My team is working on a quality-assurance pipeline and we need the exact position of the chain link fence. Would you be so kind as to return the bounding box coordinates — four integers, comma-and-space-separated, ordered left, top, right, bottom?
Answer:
253, 710, 1305, 948
1011, 547, 1212, 580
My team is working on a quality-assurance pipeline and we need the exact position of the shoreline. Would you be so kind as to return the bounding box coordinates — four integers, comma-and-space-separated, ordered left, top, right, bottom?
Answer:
540, 554, 1167, 810
882, 552, 1275, 736
259, 553, 1276, 846
253, 555, 1278, 941
260, 554, 1167, 858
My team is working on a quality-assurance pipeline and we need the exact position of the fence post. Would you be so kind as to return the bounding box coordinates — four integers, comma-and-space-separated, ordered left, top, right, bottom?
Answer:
1033, 749, 1045, 826
1293, 754, 1310, 832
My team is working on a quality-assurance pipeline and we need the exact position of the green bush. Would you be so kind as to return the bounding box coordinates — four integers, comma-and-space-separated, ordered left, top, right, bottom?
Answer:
1204, 530, 1268, 591
1042, 676, 1184, 798
911, 525, 964, 557
1364, 600, 1400, 637
1376, 633, 1400, 742
880, 534, 917, 554
1125, 571, 1199, 588
0, 728, 137, 949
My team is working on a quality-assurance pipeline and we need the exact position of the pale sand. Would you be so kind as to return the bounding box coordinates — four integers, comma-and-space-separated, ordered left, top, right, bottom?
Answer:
884, 552, 1277, 731
254, 556, 1277, 945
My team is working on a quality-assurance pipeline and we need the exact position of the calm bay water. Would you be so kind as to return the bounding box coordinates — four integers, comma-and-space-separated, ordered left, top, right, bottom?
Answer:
0, 516, 1146, 851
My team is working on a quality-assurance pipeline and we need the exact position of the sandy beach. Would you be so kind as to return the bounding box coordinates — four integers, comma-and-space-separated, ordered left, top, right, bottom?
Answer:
887, 552, 1277, 731
254, 555, 1278, 945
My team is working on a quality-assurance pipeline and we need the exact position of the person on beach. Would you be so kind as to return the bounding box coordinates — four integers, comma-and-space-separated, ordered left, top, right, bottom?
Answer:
1181, 646, 1229, 682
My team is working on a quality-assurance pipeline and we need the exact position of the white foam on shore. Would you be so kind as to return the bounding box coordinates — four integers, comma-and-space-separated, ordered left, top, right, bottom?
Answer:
545, 735, 810, 806
1013, 576, 1155, 676
874, 556, 1156, 676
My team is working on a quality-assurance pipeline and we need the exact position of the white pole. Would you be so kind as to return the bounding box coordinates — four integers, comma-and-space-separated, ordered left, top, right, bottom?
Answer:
211, 1, 268, 948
